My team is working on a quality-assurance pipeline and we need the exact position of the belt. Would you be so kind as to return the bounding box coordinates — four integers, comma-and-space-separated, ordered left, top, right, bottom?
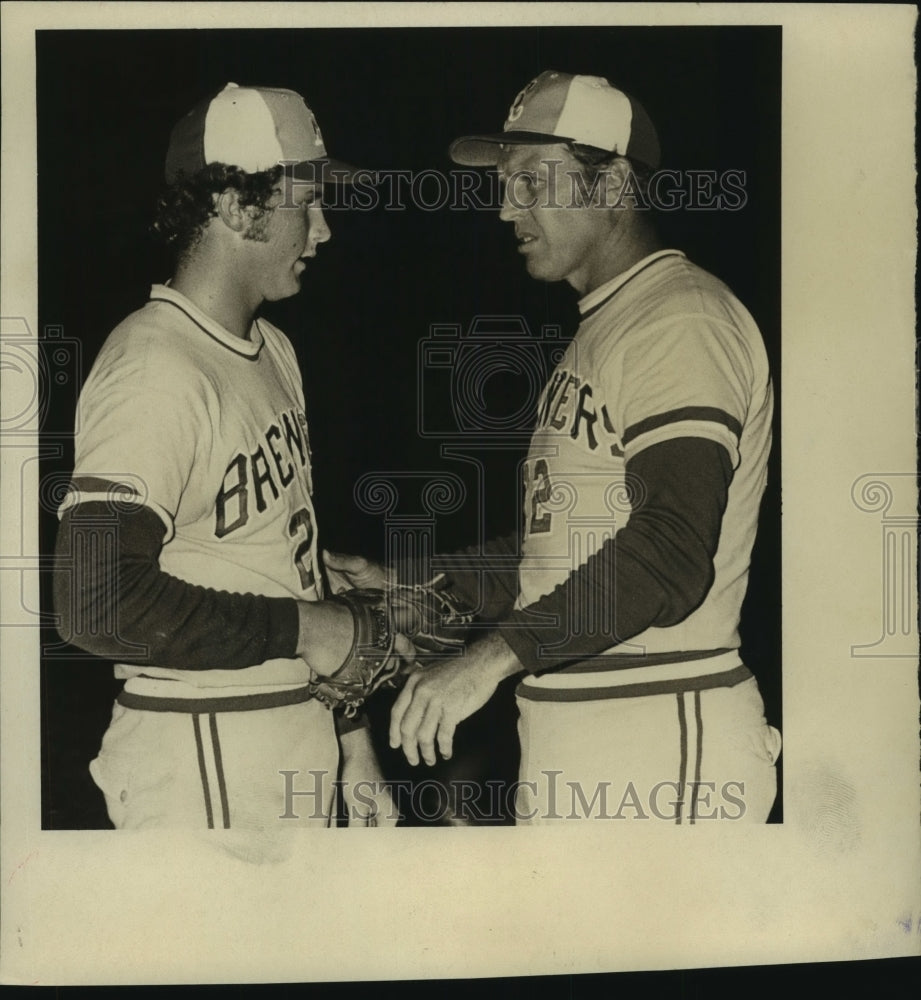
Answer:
517, 650, 751, 702
117, 680, 316, 714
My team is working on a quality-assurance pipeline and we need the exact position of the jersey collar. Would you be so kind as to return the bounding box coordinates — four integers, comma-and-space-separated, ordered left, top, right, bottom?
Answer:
149, 284, 265, 359
578, 250, 686, 319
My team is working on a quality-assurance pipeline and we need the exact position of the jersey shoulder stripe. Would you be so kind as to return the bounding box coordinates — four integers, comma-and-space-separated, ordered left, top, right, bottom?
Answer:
58, 476, 175, 541
624, 406, 743, 445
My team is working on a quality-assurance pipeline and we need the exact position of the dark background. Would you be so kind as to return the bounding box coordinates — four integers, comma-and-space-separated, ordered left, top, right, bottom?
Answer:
3, 958, 921, 996
37, 25, 782, 828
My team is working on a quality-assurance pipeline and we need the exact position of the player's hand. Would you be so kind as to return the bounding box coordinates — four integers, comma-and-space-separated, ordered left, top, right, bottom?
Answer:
338, 726, 400, 827
389, 632, 522, 766
323, 550, 393, 595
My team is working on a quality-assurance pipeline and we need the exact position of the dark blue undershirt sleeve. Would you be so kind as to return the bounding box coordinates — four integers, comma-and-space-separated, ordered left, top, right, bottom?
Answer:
501, 437, 735, 673
53, 502, 300, 669
398, 532, 521, 623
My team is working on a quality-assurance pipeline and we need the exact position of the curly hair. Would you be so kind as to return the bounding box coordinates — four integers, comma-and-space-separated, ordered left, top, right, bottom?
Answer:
152, 163, 284, 262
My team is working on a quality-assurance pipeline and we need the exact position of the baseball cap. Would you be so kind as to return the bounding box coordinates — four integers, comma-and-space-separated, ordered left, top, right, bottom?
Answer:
165, 82, 364, 184
450, 71, 660, 170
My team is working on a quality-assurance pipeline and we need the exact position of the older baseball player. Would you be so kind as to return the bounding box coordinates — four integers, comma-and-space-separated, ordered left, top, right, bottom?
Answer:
53, 84, 409, 833
327, 71, 781, 824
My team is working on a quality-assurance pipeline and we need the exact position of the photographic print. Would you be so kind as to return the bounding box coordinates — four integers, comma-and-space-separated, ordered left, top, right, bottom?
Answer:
1, 1, 917, 986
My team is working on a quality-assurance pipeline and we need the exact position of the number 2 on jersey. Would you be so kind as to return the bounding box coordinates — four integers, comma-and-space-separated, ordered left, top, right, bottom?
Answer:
288, 506, 317, 592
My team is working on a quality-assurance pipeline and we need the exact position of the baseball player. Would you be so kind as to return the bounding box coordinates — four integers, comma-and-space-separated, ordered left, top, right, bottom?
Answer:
53, 83, 407, 834
327, 71, 782, 824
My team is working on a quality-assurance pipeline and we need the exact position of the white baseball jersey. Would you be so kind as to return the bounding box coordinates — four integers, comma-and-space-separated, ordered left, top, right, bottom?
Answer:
509, 249, 780, 823
60, 283, 323, 690
517, 249, 773, 667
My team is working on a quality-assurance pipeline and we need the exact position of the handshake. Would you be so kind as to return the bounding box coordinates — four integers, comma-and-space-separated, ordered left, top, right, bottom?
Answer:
302, 551, 475, 718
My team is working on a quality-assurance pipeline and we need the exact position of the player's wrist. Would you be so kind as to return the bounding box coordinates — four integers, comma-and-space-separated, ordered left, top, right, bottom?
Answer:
295, 598, 354, 671
338, 722, 376, 757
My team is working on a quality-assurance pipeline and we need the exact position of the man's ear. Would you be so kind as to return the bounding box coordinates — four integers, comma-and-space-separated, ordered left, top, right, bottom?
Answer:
602, 157, 634, 194
214, 188, 249, 233
603, 157, 648, 211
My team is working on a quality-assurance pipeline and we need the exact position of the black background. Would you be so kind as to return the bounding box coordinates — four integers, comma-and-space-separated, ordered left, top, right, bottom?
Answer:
3, 958, 921, 996
37, 25, 782, 828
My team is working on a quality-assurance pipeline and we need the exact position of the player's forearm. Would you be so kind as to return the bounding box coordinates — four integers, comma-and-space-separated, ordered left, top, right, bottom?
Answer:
54, 503, 300, 669
502, 437, 733, 674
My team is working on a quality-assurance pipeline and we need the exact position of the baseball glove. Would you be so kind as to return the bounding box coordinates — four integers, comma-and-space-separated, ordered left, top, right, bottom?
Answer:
386, 573, 475, 656
308, 588, 400, 718
307, 577, 475, 717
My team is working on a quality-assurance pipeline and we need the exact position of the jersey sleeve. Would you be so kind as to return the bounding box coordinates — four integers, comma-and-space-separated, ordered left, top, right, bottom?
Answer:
59, 339, 210, 539
53, 502, 300, 669
606, 314, 756, 469
440, 532, 521, 622
501, 437, 733, 673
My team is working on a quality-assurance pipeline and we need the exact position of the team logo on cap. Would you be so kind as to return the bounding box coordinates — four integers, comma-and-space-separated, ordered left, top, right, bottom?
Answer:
507, 76, 539, 123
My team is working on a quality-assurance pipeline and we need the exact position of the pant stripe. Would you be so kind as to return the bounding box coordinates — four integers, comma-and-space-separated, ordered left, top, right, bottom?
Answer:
676, 693, 688, 825
690, 691, 704, 825
209, 713, 231, 829
192, 714, 215, 829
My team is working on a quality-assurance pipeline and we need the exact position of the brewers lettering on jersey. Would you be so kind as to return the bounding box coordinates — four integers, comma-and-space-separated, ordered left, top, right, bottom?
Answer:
53, 83, 405, 839
327, 70, 782, 825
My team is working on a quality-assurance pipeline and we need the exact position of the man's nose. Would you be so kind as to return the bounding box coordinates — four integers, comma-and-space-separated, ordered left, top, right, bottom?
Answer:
310, 206, 332, 244
499, 184, 523, 222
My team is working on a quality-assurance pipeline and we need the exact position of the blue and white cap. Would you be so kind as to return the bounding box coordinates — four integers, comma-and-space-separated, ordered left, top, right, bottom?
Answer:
450, 71, 660, 170
165, 82, 364, 184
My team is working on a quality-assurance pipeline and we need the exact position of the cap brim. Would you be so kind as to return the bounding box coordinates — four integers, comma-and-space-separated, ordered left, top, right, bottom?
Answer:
449, 131, 575, 166
288, 157, 370, 184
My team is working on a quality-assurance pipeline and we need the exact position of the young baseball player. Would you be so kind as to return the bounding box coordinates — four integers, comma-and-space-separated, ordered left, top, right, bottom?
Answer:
53, 83, 406, 834
327, 71, 782, 824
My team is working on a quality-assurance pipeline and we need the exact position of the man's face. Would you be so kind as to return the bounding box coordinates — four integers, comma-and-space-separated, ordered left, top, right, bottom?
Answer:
244, 174, 331, 302
497, 144, 617, 295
